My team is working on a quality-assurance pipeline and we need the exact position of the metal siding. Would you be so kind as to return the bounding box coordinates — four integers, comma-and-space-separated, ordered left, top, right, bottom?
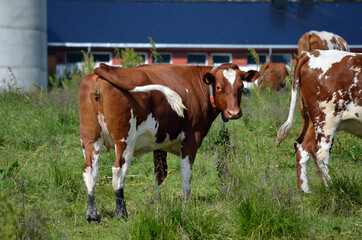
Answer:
48, 1, 362, 46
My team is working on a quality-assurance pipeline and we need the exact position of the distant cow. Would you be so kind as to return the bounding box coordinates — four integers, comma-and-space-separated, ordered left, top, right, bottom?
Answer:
79, 63, 259, 222
276, 50, 361, 193
258, 62, 290, 91
298, 30, 349, 56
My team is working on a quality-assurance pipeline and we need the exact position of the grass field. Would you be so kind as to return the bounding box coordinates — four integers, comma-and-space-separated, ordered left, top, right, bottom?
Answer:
0, 72, 361, 239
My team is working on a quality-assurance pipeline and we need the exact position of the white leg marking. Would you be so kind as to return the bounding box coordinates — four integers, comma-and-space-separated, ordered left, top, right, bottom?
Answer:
180, 155, 192, 199
316, 146, 331, 185
83, 138, 103, 195
112, 143, 134, 191
297, 144, 311, 193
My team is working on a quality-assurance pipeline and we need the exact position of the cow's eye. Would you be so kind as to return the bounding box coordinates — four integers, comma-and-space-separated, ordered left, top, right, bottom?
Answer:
216, 86, 222, 92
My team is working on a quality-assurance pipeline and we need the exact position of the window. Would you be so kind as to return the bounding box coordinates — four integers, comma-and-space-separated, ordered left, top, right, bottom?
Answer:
152, 53, 172, 64
66, 52, 84, 64
271, 54, 292, 64
136, 52, 148, 64
187, 53, 207, 65
211, 53, 231, 65
247, 54, 266, 65
66, 52, 112, 64
92, 52, 111, 63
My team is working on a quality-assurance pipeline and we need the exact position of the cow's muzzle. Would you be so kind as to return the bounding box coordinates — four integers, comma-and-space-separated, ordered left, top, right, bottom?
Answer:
225, 109, 242, 119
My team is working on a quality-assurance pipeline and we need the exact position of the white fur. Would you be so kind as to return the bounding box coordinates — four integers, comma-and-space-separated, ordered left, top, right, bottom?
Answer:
112, 110, 186, 191
296, 143, 311, 193
180, 155, 192, 199
310, 31, 342, 50
223, 69, 237, 87
276, 86, 298, 146
83, 138, 103, 195
307, 50, 356, 79
131, 84, 186, 118
97, 112, 114, 149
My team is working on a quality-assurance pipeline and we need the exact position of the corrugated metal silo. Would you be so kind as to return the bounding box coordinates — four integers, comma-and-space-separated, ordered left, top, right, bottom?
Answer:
0, 0, 47, 91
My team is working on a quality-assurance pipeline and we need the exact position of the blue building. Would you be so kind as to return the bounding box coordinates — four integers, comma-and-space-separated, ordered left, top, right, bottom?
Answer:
47, 0, 362, 74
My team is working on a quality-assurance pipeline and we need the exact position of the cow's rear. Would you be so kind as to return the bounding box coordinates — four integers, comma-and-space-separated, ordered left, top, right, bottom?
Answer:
277, 50, 361, 193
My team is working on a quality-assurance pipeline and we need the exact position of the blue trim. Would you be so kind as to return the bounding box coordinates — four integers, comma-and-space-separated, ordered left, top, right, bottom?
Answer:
48, 1, 362, 46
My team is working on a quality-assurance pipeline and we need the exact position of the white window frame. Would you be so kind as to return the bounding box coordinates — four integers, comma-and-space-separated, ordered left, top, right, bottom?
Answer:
211, 53, 232, 65
187, 52, 208, 65
91, 51, 112, 65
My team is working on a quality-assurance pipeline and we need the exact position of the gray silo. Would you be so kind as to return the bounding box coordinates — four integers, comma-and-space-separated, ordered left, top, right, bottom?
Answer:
0, 0, 47, 91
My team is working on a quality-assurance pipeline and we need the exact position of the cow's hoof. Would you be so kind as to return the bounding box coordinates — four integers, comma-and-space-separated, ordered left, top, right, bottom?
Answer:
114, 208, 128, 220
86, 209, 98, 223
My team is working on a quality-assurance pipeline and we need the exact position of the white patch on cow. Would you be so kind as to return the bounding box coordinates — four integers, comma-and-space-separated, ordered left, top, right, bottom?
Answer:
338, 102, 362, 137
185, 88, 189, 93
121, 110, 185, 158
296, 143, 311, 193
344, 42, 349, 51
83, 138, 103, 195
307, 50, 356, 79
97, 112, 114, 149
310, 31, 342, 50
180, 155, 192, 199
112, 109, 187, 190
223, 69, 237, 87
131, 84, 186, 118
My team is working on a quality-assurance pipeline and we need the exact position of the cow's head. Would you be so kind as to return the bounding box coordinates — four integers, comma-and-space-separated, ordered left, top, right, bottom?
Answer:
203, 63, 259, 119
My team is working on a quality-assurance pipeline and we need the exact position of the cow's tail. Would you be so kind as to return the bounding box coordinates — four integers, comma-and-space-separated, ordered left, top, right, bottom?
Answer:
276, 53, 309, 147
94, 63, 186, 118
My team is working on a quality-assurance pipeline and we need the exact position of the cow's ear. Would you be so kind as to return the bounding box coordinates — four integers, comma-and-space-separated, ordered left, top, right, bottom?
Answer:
203, 72, 215, 85
242, 70, 260, 82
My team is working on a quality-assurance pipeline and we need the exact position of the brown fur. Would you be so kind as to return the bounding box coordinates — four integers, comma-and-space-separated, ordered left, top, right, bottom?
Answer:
298, 31, 349, 56
258, 62, 289, 91
79, 63, 259, 220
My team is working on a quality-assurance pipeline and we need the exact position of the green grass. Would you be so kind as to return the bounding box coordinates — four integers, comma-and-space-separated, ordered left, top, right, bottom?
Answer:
0, 77, 361, 239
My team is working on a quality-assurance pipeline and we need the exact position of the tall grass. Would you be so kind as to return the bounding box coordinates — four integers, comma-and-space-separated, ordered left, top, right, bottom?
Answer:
0, 58, 361, 239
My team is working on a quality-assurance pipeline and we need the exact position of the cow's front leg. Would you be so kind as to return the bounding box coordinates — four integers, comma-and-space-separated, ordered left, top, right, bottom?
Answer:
153, 150, 168, 200
112, 141, 133, 218
82, 138, 103, 223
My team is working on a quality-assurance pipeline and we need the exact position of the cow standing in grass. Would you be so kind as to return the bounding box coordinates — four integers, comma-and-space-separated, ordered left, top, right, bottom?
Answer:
258, 62, 290, 91
79, 63, 259, 222
276, 50, 361, 193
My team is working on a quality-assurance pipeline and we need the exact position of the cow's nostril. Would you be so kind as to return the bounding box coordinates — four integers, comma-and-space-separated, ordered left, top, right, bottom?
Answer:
228, 110, 241, 117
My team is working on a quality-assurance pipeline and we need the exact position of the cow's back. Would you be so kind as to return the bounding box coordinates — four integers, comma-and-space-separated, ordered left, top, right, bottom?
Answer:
79, 65, 213, 153
298, 31, 349, 56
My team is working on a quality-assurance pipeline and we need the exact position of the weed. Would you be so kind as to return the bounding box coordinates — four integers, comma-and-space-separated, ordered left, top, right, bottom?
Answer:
313, 173, 361, 216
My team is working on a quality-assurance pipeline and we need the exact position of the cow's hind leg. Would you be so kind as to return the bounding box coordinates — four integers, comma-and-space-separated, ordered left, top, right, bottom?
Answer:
112, 141, 134, 218
82, 138, 103, 223
314, 130, 336, 187
294, 112, 318, 193
153, 150, 168, 200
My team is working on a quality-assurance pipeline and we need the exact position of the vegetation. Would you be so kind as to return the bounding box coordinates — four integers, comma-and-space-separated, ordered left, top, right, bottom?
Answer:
0, 57, 360, 239
114, 48, 144, 68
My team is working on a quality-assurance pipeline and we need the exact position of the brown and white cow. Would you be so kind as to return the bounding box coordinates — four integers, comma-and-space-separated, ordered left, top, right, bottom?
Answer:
276, 50, 361, 193
258, 62, 290, 91
298, 30, 349, 56
79, 63, 259, 222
